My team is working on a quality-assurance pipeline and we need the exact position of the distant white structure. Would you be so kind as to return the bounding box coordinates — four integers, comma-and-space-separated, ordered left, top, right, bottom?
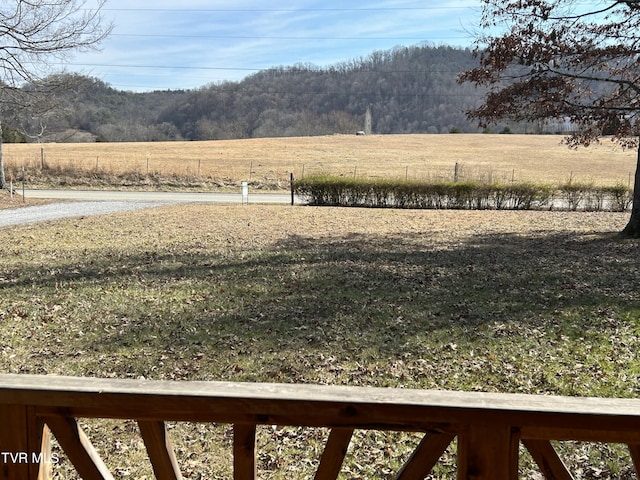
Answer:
365, 106, 372, 135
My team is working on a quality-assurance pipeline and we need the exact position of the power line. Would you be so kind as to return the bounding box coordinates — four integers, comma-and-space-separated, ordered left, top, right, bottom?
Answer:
77, 5, 481, 91
100, 2, 604, 13
111, 33, 468, 41
63, 61, 470, 75
66, 63, 258, 71
102, 6, 478, 13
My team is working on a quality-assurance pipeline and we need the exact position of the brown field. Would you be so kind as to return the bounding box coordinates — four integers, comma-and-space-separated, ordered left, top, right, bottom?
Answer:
3, 134, 638, 189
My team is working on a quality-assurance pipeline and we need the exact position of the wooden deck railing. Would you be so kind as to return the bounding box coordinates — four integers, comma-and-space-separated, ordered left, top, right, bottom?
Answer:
1, 374, 640, 479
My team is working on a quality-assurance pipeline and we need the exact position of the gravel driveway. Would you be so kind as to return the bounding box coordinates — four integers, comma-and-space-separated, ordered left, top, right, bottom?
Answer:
0, 201, 164, 227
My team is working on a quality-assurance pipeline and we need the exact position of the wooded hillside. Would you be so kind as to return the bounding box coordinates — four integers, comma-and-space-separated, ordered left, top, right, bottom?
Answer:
5, 45, 542, 142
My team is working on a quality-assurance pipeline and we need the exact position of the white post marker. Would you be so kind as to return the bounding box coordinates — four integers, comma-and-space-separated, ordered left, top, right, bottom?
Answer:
242, 182, 249, 204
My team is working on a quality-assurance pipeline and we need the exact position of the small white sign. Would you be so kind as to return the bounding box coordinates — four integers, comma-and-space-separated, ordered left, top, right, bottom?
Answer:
242, 182, 249, 204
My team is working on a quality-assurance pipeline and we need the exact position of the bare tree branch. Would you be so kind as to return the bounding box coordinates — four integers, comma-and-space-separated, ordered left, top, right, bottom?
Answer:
460, 0, 640, 235
0, 0, 111, 189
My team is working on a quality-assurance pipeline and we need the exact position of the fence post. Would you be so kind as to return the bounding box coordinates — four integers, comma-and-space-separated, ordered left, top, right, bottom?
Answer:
290, 173, 295, 206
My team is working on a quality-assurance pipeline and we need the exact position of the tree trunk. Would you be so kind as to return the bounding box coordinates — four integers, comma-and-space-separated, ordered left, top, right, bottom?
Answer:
621, 140, 640, 237
0, 122, 4, 190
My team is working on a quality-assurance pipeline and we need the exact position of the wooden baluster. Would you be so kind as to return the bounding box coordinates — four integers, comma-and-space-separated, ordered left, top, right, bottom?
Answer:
522, 439, 574, 480
628, 444, 640, 477
395, 432, 455, 480
0, 405, 43, 480
234, 424, 257, 480
43, 416, 113, 480
315, 427, 354, 480
456, 424, 519, 480
137, 421, 183, 480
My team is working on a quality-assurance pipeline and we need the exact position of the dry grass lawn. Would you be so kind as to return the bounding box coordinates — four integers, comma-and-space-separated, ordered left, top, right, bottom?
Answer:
4, 134, 637, 189
1, 203, 639, 478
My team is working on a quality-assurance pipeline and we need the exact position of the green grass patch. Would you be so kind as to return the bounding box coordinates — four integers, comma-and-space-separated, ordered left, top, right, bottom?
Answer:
0, 205, 638, 478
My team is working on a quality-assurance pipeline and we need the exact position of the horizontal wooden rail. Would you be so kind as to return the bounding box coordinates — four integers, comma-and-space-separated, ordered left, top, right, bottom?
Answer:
1, 374, 640, 479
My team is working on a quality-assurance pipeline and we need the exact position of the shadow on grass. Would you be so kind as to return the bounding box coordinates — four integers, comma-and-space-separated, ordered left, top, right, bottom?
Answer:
7, 231, 636, 323
2, 228, 639, 388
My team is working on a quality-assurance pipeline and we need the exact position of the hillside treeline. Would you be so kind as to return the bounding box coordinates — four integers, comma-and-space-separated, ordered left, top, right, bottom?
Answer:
160, 45, 483, 140
6, 45, 517, 142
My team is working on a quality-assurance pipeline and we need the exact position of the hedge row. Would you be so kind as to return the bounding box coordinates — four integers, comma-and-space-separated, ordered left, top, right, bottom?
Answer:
293, 176, 633, 211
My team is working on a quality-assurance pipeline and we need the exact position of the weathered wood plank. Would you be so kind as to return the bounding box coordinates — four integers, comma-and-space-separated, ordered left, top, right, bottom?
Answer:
456, 425, 519, 480
43, 416, 114, 480
395, 432, 455, 480
137, 421, 183, 480
234, 423, 256, 480
628, 444, 640, 477
1, 375, 640, 441
2, 374, 640, 423
522, 439, 574, 480
314, 427, 354, 480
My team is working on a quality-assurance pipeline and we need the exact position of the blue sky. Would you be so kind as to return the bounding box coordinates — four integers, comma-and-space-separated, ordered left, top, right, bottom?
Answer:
70, 1, 481, 92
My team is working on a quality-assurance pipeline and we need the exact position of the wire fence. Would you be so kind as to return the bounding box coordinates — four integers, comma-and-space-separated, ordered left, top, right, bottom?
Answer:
3, 146, 635, 189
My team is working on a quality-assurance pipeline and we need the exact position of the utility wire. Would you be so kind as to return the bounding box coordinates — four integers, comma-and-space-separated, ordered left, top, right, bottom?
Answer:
101, 6, 478, 12
110, 33, 468, 41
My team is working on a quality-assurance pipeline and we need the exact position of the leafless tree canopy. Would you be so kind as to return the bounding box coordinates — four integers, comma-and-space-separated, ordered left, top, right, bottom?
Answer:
0, 0, 111, 86
0, 0, 111, 189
